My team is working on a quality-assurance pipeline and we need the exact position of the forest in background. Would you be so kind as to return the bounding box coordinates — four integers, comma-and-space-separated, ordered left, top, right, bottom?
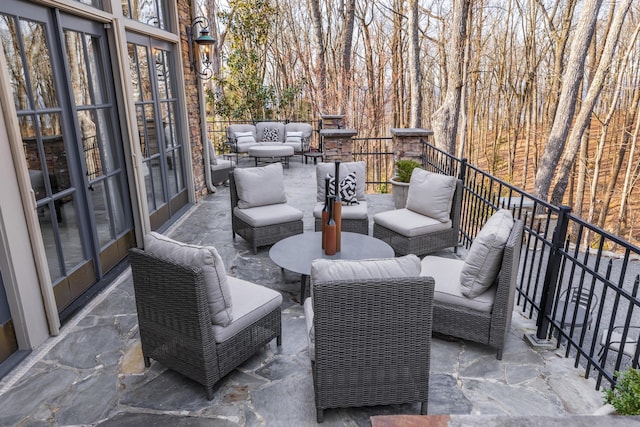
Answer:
200, 0, 640, 247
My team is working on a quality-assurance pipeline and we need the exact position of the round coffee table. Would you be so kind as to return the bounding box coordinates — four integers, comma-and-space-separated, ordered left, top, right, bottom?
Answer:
269, 231, 394, 302
248, 145, 294, 168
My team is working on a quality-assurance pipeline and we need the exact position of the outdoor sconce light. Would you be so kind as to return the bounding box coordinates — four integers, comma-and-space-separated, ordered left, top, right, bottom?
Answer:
187, 16, 216, 80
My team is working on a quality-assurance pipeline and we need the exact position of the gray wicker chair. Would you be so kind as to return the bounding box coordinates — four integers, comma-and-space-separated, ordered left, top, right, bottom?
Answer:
308, 275, 435, 422
229, 169, 303, 254
427, 219, 523, 359
373, 179, 463, 256
129, 248, 282, 399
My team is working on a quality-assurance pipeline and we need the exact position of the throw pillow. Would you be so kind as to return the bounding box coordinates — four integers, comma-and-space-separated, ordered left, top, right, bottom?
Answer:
234, 162, 287, 208
328, 171, 359, 205
235, 131, 256, 145
143, 232, 233, 326
209, 140, 218, 166
406, 168, 457, 222
262, 127, 280, 142
286, 131, 303, 138
459, 209, 514, 299
285, 131, 302, 144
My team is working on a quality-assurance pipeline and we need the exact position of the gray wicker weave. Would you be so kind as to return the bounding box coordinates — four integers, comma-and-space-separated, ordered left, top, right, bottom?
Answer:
432, 220, 523, 360
229, 171, 303, 254
310, 276, 435, 422
128, 248, 282, 400
313, 216, 369, 235
373, 179, 463, 256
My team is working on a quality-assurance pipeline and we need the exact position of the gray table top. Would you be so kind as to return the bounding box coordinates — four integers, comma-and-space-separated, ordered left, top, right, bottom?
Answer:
269, 231, 394, 276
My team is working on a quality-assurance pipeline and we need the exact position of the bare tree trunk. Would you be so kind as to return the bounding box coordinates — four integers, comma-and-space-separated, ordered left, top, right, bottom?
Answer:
550, 0, 634, 205
339, 0, 356, 116
431, 0, 470, 154
309, 0, 327, 113
408, 0, 422, 128
533, 0, 603, 202
616, 102, 640, 237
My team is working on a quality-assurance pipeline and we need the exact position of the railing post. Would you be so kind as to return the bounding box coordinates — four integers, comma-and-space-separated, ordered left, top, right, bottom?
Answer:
458, 158, 468, 182
536, 205, 572, 340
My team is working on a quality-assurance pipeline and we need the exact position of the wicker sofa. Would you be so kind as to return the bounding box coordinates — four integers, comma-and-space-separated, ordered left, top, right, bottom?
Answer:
421, 213, 524, 359
303, 255, 435, 422
227, 122, 313, 160
129, 233, 282, 399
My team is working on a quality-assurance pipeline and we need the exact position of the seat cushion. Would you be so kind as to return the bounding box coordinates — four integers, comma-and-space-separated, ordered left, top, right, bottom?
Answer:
313, 201, 368, 220
406, 169, 457, 223
311, 254, 421, 283
421, 256, 495, 312
211, 158, 235, 172
234, 163, 287, 208
143, 232, 233, 326
373, 208, 452, 237
212, 276, 282, 343
316, 161, 366, 202
460, 209, 514, 299
234, 203, 303, 227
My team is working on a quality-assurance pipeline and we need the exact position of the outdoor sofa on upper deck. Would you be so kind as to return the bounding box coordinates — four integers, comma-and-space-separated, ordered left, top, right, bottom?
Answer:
226, 122, 313, 159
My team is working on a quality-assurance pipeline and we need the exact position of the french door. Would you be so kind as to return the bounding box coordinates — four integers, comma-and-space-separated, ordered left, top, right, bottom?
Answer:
127, 33, 188, 230
0, 1, 134, 318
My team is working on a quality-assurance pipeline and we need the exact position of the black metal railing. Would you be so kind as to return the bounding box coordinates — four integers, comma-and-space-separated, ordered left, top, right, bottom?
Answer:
421, 140, 640, 390
352, 137, 393, 194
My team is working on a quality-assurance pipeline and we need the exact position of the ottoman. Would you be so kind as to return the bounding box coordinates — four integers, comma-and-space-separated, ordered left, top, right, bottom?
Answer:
248, 145, 294, 168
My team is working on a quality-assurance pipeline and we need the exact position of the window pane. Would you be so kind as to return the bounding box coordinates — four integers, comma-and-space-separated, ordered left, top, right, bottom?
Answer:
0, 15, 31, 110
20, 19, 57, 110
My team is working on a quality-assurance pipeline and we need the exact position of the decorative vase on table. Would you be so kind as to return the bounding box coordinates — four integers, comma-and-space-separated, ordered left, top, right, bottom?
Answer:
333, 160, 342, 252
325, 196, 337, 256
321, 176, 330, 249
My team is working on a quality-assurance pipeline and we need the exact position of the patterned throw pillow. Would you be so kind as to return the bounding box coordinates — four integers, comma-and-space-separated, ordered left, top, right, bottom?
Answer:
262, 127, 280, 142
328, 171, 359, 205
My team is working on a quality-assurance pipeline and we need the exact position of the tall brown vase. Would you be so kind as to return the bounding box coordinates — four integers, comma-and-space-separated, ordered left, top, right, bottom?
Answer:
321, 176, 330, 249
325, 196, 337, 256
333, 161, 342, 252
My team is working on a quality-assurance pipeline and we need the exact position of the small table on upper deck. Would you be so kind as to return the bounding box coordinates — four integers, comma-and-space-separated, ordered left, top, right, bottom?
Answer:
269, 231, 394, 303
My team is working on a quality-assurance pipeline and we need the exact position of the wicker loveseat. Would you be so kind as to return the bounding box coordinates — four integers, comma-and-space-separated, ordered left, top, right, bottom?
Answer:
303, 255, 435, 422
421, 212, 524, 359
129, 232, 282, 399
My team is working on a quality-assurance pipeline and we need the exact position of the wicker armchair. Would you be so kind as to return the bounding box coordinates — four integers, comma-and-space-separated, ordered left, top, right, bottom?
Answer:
129, 248, 282, 399
373, 179, 463, 256
422, 219, 524, 359
304, 258, 435, 422
229, 164, 303, 254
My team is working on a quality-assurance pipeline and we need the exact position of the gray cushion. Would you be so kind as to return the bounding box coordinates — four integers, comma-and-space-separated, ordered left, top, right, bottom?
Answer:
421, 256, 495, 312
234, 163, 287, 209
209, 140, 217, 165
460, 209, 514, 299
406, 169, 457, 222
227, 124, 256, 140
310, 254, 421, 283
211, 158, 235, 172
212, 276, 282, 343
313, 201, 368, 220
316, 161, 366, 202
143, 232, 233, 326
373, 208, 452, 237
285, 122, 312, 138
233, 203, 303, 227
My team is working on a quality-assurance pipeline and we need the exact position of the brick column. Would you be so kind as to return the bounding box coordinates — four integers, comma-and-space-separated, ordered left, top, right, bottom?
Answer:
320, 114, 345, 129
319, 129, 357, 162
390, 128, 434, 163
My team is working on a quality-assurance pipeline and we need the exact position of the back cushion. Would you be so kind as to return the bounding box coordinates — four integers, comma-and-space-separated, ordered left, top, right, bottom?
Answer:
406, 169, 457, 222
143, 232, 233, 326
459, 209, 514, 299
316, 161, 366, 202
311, 254, 421, 282
234, 162, 287, 208
209, 140, 218, 165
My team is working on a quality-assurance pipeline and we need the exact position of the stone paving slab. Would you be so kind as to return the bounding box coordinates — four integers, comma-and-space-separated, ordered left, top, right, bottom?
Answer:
0, 161, 610, 426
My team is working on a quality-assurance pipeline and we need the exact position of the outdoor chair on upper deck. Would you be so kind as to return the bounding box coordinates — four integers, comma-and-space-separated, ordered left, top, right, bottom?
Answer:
230, 163, 303, 254
303, 255, 435, 422
598, 326, 639, 365
554, 286, 599, 330
420, 210, 524, 359
313, 161, 369, 235
373, 168, 463, 256
129, 232, 282, 400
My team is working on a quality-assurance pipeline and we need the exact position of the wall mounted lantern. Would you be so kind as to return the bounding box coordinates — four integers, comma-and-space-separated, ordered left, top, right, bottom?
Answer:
186, 16, 216, 80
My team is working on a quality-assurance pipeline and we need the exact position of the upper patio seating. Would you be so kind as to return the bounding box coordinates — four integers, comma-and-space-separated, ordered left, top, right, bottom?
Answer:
303, 255, 435, 422
128, 232, 282, 400
313, 161, 369, 235
229, 163, 304, 254
208, 140, 235, 185
373, 168, 463, 256
598, 326, 639, 364
420, 211, 524, 359
227, 122, 313, 161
